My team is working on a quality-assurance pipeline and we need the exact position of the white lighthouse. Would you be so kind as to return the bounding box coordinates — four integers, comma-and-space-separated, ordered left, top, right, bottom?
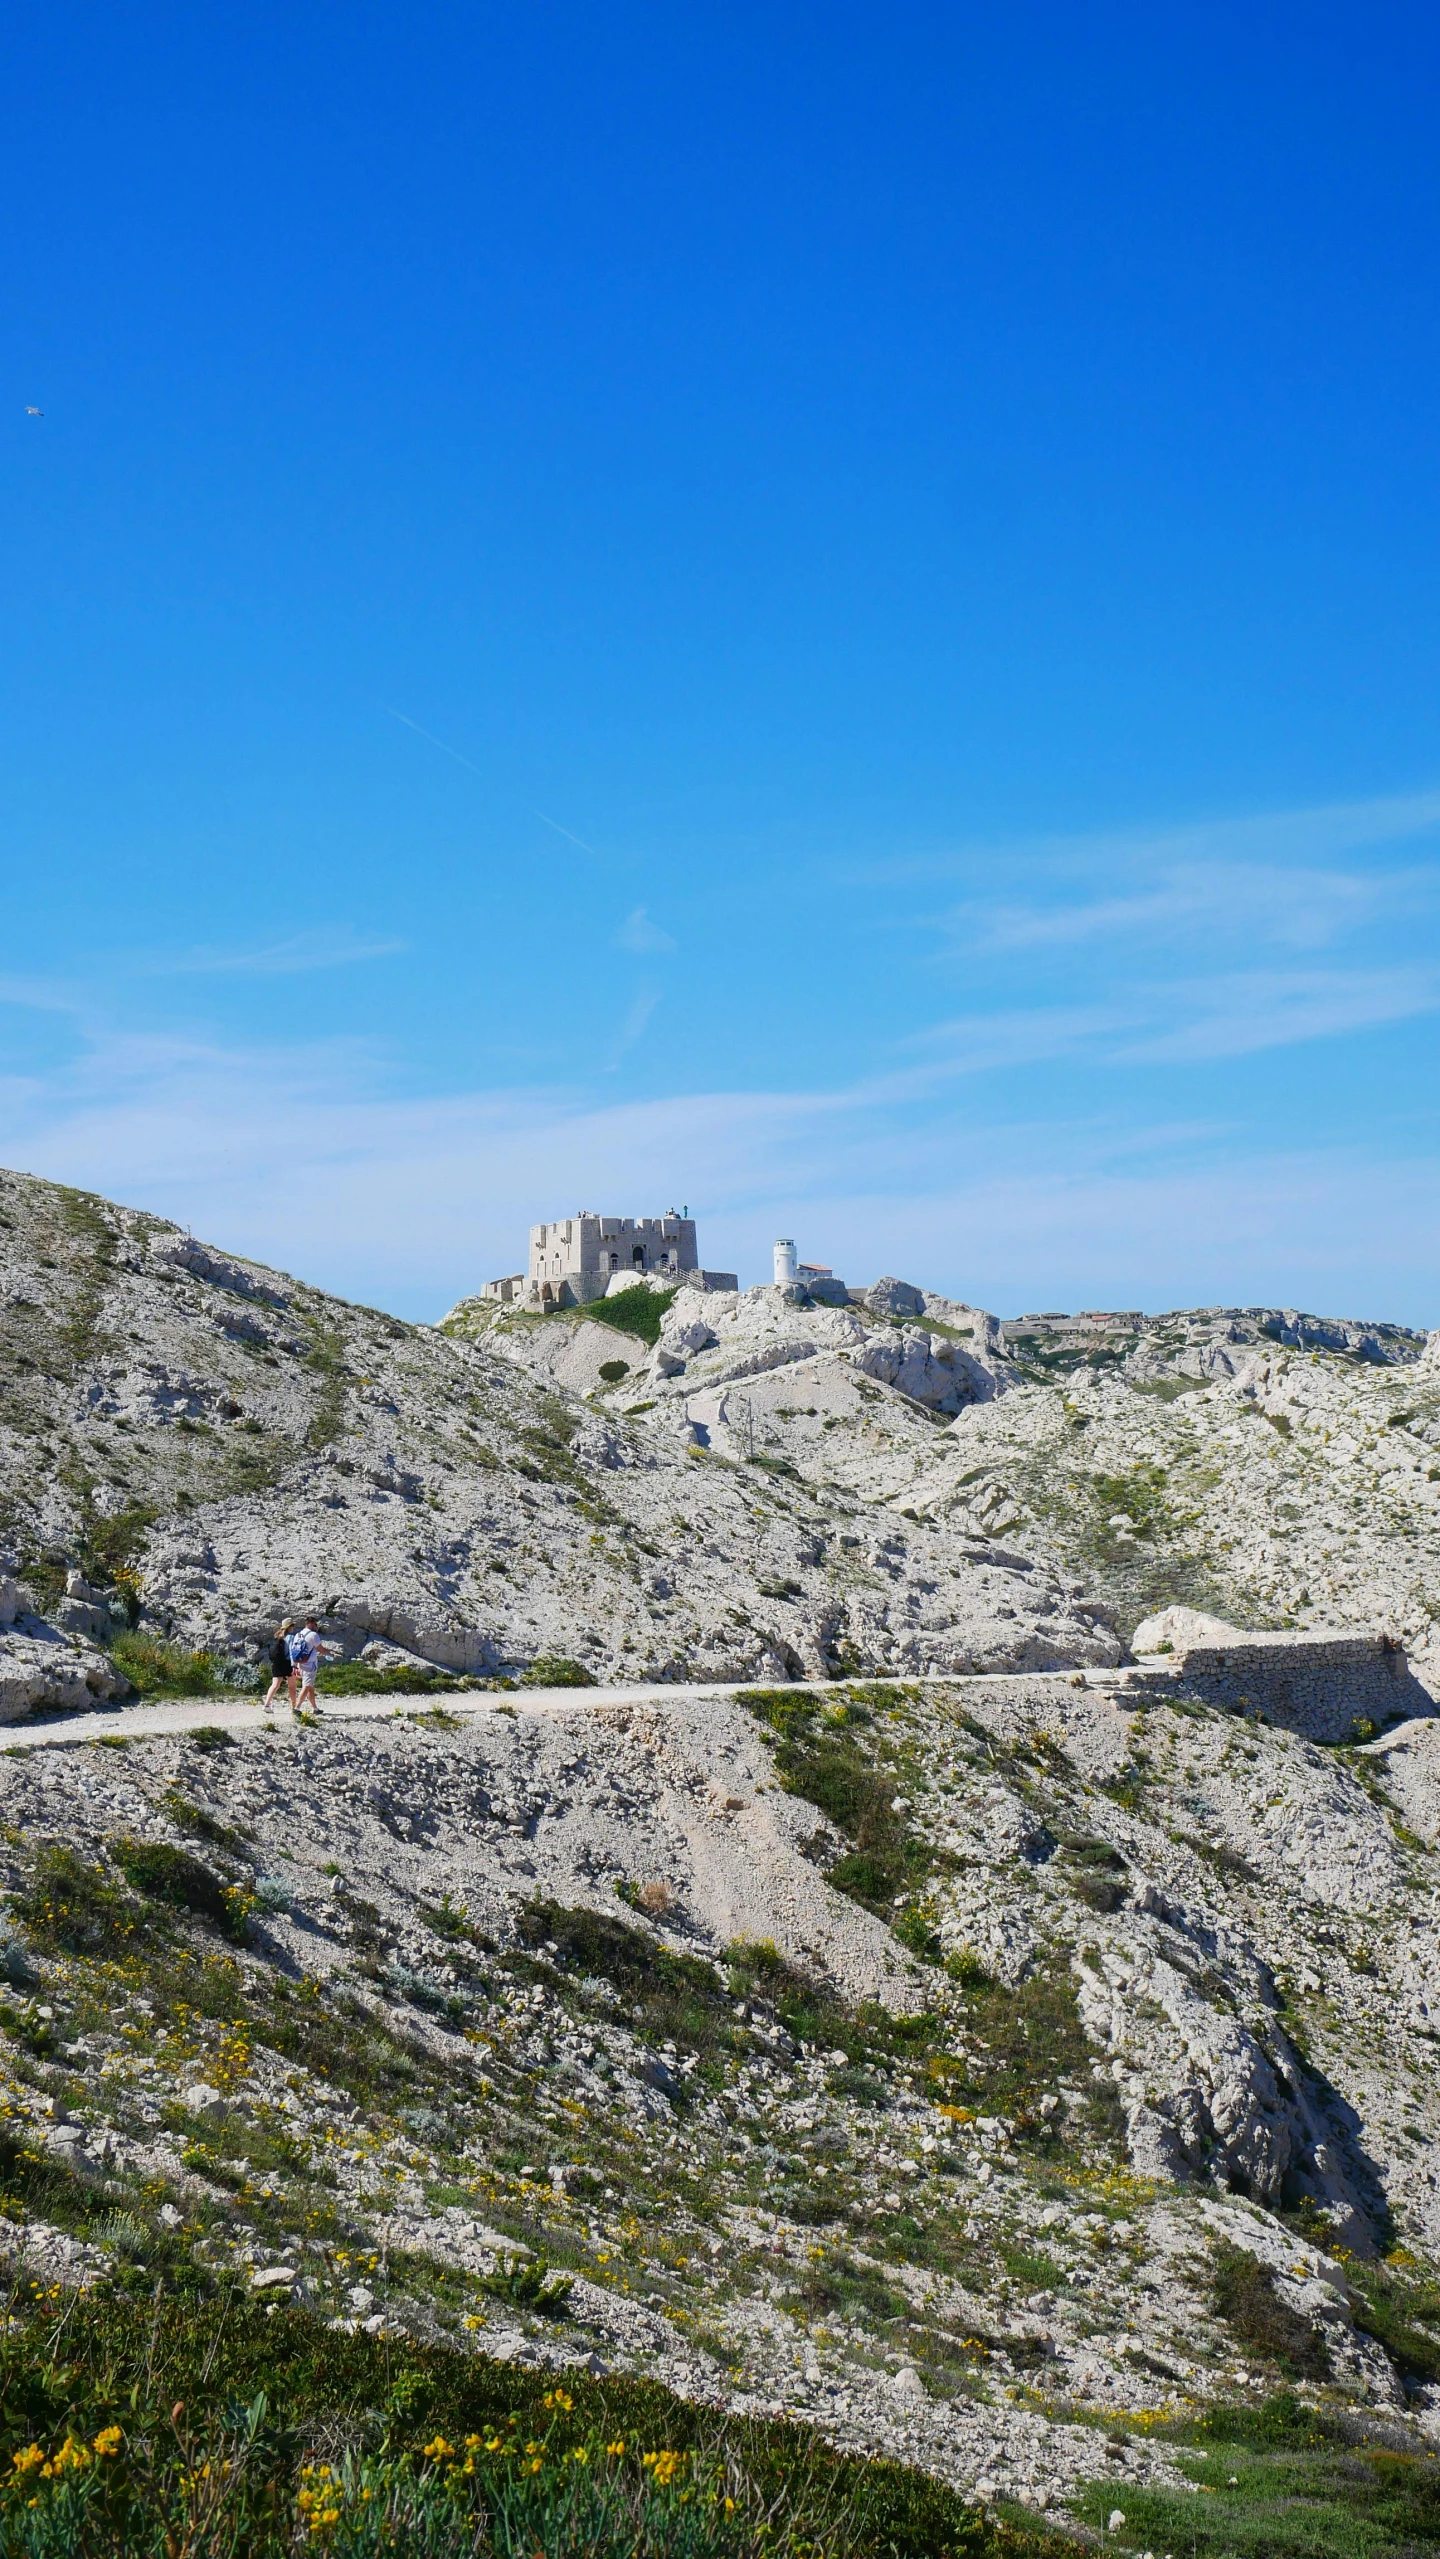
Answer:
773, 1238, 798, 1286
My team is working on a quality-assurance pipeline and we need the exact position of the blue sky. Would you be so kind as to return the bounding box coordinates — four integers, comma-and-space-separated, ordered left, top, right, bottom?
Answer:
4, 3, 1440, 1323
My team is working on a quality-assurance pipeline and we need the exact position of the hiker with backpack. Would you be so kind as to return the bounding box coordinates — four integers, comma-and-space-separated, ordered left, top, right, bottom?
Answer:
288, 1615, 324, 1708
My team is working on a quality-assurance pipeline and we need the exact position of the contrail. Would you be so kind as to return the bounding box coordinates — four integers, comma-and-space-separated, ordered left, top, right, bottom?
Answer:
385, 707, 604, 855
383, 706, 488, 780
529, 807, 602, 856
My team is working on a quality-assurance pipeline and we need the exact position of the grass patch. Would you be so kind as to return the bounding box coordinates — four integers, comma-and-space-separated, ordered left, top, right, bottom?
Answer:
299, 1309, 350, 1450
578, 1285, 678, 1347
1348, 2261, 1440, 2385
512, 1902, 953, 2088
786, 2248, 912, 2328
513, 1899, 739, 2070
108, 1631, 220, 1699
926, 1960, 1120, 2148
162, 1790, 251, 1854
1071, 2392, 1440, 2558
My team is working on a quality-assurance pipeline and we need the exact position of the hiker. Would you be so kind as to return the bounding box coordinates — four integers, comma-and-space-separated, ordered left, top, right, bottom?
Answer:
262, 1618, 296, 1710
289, 1614, 324, 1710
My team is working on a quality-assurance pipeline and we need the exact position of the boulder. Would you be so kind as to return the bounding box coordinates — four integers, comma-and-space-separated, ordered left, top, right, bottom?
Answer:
0, 1579, 31, 1630
0, 1623, 130, 1723
1130, 1605, 1244, 1655
861, 1277, 927, 1320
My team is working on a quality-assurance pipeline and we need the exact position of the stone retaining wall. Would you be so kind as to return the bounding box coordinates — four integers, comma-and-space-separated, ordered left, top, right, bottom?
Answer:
1135, 1632, 1433, 1743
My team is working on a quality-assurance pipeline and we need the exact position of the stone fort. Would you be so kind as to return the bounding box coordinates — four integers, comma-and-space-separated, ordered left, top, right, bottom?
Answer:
484, 1212, 737, 1310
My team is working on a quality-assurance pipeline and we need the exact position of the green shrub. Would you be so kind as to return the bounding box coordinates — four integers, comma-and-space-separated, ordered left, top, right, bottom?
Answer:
0, 2292, 1026, 2559
109, 1838, 250, 1944
10, 1845, 144, 1955
598, 1357, 631, 1383
109, 1631, 218, 1699
894, 1905, 944, 1963
944, 1948, 989, 1987
1058, 1842, 1140, 1924
319, 1662, 472, 1697
737, 1689, 924, 1917
1211, 2242, 1331, 2380
480, 2253, 574, 2315
521, 1656, 596, 1688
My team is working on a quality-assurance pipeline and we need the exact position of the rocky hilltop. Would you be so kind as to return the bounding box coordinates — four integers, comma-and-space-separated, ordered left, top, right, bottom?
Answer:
2, 1164, 1440, 2552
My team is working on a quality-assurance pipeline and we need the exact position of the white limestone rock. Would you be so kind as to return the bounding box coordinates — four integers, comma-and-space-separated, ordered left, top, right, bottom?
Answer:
1131, 1605, 1243, 1653
0, 1618, 130, 1722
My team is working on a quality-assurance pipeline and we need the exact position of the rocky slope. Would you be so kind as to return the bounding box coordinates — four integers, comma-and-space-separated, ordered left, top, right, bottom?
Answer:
0, 1169, 1114, 1710
3, 1163, 1440, 2547
464, 1277, 1440, 1693
4, 1663, 1440, 2537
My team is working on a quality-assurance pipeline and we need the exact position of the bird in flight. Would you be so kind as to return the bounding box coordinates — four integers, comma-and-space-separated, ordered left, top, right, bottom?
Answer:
25, 406, 42, 417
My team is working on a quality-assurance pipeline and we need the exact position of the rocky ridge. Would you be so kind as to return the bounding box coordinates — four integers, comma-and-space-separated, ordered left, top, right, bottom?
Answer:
0, 1169, 1114, 1713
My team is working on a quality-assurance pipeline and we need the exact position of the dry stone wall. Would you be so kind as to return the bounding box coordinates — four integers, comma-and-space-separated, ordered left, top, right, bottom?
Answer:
1135, 1630, 1434, 1743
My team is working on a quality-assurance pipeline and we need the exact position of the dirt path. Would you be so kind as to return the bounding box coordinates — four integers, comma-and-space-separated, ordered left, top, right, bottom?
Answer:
0, 1677, 799, 1754
0, 1666, 1133, 1755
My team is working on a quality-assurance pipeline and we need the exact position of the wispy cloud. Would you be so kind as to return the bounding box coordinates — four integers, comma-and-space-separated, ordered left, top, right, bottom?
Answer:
946, 861, 1408, 957
911, 964, 1440, 1076
139, 928, 408, 979
1120, 967, 1440, 1061
0, 932, 407, 1006
866, 781, 1440, 889
603, 990, 663, 1068
2, 1021, 1435, 1324
613, 906, 677, 956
